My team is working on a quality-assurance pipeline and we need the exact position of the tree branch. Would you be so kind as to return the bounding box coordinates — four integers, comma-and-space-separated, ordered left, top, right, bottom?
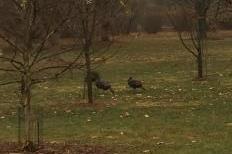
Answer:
0, 80, 20, 86
30, 17, 72, 68
0, 56, 23, 67
0, 34, 24, 54
0, 67, 17, 72
35, 47, 76, 64
177, 32, 198, 58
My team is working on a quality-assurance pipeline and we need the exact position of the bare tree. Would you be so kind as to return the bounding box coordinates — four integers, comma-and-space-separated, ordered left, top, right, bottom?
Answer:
168, 0, 212, 79
70, 0, 127, 104
0, 0, 81, 150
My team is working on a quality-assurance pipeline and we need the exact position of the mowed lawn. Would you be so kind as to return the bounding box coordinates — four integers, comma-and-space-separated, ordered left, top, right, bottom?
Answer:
0, 32, 232, 153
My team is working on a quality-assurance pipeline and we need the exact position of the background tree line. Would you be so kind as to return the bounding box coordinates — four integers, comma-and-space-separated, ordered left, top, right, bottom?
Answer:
112, 0, 232, 34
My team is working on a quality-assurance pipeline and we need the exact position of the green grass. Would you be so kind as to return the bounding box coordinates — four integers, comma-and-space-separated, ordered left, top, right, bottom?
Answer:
0, 32, 232, 153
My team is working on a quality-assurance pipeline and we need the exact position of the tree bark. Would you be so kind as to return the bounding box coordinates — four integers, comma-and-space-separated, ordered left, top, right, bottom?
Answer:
21, 75, 35, 151
84, 44, 93, 104
196, 0, 207, 79
24, 90, 31, 142
197, 53, 203, 79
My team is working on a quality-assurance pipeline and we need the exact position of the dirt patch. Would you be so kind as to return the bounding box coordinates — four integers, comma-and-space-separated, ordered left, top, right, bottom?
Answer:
0, 142, 111, 154
0, 142, 20, 154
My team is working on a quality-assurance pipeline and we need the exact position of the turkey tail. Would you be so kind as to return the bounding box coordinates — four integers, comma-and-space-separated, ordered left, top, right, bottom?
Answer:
110, 88, 115, 95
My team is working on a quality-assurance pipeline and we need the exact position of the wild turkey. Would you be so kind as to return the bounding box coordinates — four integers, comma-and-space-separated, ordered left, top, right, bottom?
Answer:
128, 77, 145, 90
95, 78, 114, 94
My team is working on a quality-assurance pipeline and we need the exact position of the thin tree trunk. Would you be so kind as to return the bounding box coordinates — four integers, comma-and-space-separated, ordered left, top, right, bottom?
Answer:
24, 89, 31, 142
196, 0, 207, 79
21, 76, 35, 151
197, 53, 203, 79
84, 44, 93, 104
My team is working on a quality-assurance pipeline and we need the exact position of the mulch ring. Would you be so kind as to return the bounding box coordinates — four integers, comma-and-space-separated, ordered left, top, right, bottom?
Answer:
0, 142, 111, 154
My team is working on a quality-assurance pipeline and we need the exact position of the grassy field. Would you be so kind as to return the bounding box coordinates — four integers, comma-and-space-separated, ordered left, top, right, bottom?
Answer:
0, 31, 232, 153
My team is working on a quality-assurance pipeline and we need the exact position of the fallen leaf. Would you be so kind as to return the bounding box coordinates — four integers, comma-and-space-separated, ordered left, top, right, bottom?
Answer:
50, 141, 58, 144
125, 112, 130, 116
91, 136, 98, 139
106, 136, 114, 139
65, 110, 72, 113
156, 141, 164, 145
143, 150, 150, 153
144, 114, 150, 118
152, 136, 159, 140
